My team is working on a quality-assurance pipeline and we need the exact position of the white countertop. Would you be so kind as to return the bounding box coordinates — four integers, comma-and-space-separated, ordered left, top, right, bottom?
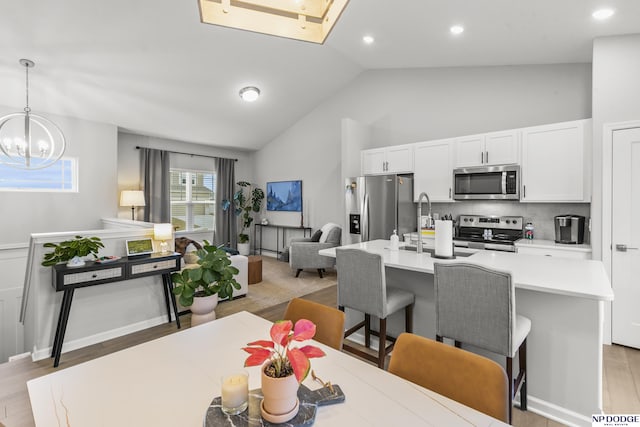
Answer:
28, 311, 507, 427
515, 239, 592, 252
320, 240, 613, 302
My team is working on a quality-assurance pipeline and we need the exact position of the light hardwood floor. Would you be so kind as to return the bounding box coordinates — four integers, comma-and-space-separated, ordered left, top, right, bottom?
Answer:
1, 261, 638, 427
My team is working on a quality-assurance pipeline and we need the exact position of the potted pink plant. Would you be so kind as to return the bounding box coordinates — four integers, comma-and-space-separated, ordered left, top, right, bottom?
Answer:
243, 319, 326, 423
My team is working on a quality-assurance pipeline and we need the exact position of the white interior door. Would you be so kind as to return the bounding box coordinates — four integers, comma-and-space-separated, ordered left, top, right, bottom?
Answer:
612, 127, 640, 348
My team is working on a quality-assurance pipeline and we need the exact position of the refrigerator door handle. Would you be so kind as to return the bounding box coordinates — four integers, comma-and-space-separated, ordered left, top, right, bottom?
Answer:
362, 193, 370, 242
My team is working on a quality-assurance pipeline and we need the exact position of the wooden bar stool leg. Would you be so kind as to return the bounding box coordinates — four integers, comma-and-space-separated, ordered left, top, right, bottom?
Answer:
378, 318, 387, 369
519, 339, 528, 410
507, 356, 513, 424
405, 304, 413, 333
364, 314, 371, 348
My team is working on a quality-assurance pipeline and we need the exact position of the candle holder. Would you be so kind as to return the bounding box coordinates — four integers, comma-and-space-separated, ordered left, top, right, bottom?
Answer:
221, 371, 249, 415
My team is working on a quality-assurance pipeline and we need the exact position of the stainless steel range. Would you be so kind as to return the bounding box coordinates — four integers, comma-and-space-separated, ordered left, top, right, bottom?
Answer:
454, 215, 523, 252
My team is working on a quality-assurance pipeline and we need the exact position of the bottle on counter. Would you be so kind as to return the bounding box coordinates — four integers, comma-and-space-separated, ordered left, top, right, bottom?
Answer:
390, 229, 399, 250
525, 222, 534, 240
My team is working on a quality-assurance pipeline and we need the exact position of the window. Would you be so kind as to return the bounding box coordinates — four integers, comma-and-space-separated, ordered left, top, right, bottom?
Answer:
0, 158, 78, 192
170, 169, 216, 231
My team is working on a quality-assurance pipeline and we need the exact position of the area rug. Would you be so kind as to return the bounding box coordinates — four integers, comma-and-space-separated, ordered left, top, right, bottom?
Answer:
215, 256, 337, 318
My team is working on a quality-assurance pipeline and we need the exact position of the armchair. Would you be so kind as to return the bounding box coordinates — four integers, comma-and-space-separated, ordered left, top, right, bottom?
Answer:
289, 223, 342, 278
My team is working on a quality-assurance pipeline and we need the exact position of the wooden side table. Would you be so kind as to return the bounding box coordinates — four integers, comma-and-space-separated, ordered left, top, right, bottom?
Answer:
247, 255, 262, 284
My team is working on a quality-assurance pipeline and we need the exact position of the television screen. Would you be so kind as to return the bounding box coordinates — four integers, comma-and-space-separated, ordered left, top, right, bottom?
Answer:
267, 180, 302, 212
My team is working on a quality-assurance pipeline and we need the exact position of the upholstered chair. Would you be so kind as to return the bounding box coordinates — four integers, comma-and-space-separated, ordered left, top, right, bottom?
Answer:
283, 298, 345, 350
289, 223, 342, 278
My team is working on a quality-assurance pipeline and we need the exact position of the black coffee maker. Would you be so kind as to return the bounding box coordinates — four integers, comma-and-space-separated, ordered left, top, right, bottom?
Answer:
554, 215, 585, 244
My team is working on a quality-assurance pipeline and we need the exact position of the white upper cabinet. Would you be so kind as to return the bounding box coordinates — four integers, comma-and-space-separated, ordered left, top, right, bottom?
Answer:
413, 139, 454, 202
361, 144, 414, 175
454, 130, 520, 167
520, 119, 592, 202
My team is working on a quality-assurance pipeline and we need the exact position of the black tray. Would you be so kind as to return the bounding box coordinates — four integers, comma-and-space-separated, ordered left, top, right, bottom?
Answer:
204, 384, 345, 426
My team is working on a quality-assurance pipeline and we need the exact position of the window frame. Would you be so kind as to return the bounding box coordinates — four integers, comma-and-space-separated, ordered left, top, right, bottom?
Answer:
0, 157, 79, 192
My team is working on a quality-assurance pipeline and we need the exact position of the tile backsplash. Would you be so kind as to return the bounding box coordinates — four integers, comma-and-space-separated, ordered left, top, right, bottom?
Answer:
430, 201, 591, 243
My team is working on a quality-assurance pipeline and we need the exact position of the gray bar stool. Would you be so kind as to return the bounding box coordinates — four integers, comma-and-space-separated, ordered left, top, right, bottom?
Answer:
434, 262, 530, 424
336, 248, 415, 369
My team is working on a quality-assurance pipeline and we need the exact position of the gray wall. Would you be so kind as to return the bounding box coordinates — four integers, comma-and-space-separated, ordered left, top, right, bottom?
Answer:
253, 64, 592, 232
0, 105, 118, 245
592, 34, 640, 260
117, 132, 255, 220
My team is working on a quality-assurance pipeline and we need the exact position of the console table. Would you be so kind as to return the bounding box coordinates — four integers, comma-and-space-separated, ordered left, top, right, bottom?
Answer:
50, 252, 182, 367
254, 224, 312, 257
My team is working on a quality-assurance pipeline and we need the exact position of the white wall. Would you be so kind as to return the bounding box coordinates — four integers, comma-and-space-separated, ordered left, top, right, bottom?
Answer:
592, 34, 640, 261
253, 64, 592, 233
117, 132, 255, 220
0, 106, 118, 246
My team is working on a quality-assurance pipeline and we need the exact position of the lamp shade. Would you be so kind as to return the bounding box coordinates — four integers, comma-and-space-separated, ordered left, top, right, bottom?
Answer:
120, 190, 146, 207
154, 223, 173, 241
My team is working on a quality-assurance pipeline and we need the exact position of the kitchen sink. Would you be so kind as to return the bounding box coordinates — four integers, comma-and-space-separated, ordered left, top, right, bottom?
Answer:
398, 246, 474, 258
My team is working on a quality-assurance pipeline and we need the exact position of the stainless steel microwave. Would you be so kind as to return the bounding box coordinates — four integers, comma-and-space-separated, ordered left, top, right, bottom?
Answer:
453, 164, 520, 200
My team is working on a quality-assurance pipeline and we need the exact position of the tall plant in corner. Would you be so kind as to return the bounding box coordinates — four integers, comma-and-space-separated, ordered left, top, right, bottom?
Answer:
222, 181, 264, 254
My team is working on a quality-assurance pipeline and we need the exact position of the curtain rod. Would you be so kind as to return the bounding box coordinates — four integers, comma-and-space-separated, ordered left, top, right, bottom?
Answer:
135, 146, 238, 162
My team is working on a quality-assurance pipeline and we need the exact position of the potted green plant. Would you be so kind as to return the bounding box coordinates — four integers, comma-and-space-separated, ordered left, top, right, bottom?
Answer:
243, 319, 325, 423
42, 235, 104, 267
171, 241, 241, 326
222, 181, 265, 256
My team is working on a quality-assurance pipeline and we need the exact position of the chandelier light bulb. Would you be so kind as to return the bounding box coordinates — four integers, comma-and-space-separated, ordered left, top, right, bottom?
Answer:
239, 86, 261, 102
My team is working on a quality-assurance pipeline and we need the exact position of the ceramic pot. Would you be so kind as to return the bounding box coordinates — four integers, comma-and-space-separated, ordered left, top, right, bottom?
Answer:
260, 365, 299, 423
190, 294, 218, 327
237, 242, 250, 256
66, 256, 86, 267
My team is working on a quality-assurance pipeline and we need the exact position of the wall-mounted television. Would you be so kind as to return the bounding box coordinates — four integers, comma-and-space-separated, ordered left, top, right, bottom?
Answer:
267, 180, 302, 212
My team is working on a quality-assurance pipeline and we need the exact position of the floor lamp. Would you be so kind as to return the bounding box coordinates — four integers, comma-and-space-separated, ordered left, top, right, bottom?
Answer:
120, 190, 146, 220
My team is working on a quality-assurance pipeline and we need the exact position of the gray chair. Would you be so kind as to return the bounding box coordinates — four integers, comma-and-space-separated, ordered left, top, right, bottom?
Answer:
433, 262, 530, 424
289, 224, 342, 278
336, 248, 415, 369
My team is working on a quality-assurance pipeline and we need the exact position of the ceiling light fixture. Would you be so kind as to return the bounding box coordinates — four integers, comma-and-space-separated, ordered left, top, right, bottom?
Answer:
592, 8, 615, 20
450, 25, 465, 35
0, 59, 66, 170
198, 0, 350, 44
363, 35, 375, 44
239, 86, 261, 102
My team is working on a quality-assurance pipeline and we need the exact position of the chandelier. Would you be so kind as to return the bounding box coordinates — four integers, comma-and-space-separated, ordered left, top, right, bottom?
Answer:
0, 59, 66, 170
198, 0, 350, 44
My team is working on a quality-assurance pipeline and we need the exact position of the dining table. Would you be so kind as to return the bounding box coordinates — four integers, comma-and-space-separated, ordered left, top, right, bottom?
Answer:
27, 311, 508, 426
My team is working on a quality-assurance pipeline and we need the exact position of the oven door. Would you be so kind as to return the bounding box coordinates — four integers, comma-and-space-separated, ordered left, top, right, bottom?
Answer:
453, 165, 519, 200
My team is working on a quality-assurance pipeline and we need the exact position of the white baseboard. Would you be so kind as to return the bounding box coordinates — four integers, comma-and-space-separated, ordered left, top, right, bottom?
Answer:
31, 315, 170, 362
8, 351, 31, 362
347, 333, 592, 427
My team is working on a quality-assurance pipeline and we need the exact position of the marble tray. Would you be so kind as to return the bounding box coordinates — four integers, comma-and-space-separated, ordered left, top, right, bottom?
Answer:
204, 384, 345, 427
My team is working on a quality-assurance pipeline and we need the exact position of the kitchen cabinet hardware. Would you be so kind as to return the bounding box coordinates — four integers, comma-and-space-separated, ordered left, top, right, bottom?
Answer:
616, 244, 639, 252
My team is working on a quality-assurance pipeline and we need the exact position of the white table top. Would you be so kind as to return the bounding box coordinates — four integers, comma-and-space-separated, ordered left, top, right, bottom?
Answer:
320, 240, 613, 301
28, 311, 508, 427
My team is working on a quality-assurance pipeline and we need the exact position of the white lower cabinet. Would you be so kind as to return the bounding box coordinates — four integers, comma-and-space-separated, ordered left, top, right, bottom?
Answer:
413, 139, 454, 202
521, 119, 591, 202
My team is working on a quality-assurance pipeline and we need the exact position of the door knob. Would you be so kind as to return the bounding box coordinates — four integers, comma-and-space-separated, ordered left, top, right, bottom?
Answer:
616, 244, 639, 252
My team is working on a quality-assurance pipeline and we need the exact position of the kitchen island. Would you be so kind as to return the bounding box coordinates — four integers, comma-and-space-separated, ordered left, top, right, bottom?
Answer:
320, 240, 613, 427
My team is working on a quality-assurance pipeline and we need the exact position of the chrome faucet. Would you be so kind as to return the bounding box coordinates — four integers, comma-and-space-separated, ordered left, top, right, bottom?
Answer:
416, 192, 432, 254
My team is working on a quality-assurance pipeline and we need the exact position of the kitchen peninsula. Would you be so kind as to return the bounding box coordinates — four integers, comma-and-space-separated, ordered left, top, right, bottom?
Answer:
320, 240, 613, 427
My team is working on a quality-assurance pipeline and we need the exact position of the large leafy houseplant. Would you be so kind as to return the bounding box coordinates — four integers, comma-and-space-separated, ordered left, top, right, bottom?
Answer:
222, 181, 265, 244
171, 241, 240, 307
243, 319, 326, 382
41, 236, 104, 266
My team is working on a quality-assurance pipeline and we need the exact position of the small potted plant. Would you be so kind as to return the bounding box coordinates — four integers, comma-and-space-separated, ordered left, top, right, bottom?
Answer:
243, 319, 325, 423
222, 181, 265, 256
42, 235, 104, 267
171, 241, 241, 326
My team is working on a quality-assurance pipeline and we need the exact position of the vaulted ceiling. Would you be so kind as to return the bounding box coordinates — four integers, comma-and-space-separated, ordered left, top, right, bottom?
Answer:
2, 0, 639, 151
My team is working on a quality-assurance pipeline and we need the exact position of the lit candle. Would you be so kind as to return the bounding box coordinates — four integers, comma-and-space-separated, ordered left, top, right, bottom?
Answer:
221, 371, 249, 415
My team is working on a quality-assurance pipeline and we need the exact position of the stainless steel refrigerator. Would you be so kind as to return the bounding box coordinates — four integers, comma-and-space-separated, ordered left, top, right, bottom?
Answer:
346, 174, 416, 242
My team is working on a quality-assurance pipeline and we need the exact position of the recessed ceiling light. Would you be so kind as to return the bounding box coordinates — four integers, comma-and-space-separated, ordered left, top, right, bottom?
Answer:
450, 25, 465, 35
363, 35, 375, 44
239, 86, 260, 102
592, 8, 615, 20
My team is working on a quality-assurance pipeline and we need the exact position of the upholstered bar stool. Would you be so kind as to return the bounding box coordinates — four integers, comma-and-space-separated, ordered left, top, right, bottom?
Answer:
434, 262, 530, 424
336, 248, 415, 369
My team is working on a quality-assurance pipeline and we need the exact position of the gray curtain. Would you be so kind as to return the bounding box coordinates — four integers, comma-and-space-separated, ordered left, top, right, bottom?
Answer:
215, 157, 236, 248
140, 148, 170, 223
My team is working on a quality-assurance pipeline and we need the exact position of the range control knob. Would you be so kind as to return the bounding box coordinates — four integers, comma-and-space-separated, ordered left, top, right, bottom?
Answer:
505, 220, 511, 224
